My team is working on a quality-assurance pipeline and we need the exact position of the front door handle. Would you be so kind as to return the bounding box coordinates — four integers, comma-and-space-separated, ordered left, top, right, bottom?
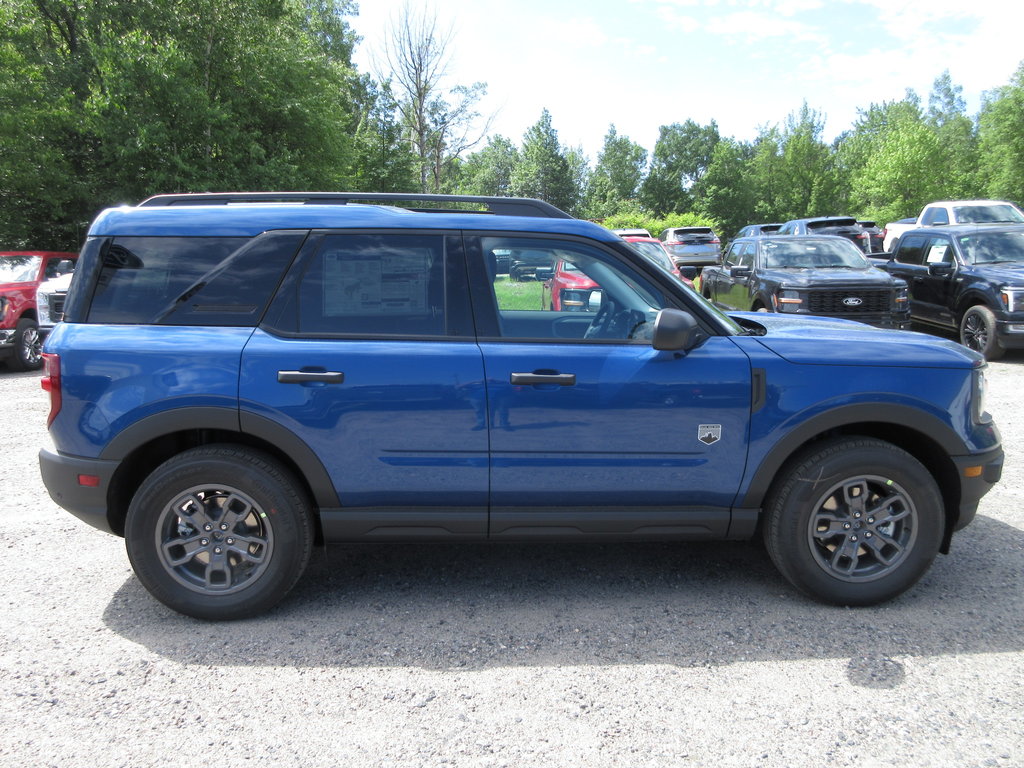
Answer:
277, 370, 345, 384
510, 372, 576, 386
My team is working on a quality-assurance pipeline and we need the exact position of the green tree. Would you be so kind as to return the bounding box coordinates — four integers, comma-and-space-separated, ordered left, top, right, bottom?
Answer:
640, 120, 720, 215
772, 103, 843, 220
978, 61, 1024, 203
0, 0, 369, 249
584, 125, 647, 219
694, 138, 756, 238
455, 135, 519, 196
510, 109, 580, 215
927, 70, 981, 199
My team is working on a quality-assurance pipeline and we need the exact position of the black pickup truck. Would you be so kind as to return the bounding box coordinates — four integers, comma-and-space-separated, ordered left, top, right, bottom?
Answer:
872, 224, 1024, 360
700, 235, 910, 327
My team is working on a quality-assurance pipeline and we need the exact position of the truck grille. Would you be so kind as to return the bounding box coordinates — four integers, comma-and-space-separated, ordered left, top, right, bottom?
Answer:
807, 289, 891, 315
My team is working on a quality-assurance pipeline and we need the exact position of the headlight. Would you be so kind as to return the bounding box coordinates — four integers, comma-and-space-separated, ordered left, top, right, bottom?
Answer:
775, 289, 803, 313
973, 366, 990, 424
1000, 288, 1024, 312
895, 287, 909, 305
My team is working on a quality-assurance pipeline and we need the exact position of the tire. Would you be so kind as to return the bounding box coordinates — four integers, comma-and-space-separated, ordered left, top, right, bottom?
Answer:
125, 445, 314, 620
763, 437, 943, 606
960, 305, 1005, 361
9, 318, 42, 371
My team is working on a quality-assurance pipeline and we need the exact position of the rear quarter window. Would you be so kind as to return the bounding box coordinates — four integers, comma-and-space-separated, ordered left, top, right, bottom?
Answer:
84, 233, 304, 325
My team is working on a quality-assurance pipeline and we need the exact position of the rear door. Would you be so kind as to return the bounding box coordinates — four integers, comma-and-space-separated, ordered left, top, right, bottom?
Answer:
468, 234, 752, 539
240, 231, 489, 539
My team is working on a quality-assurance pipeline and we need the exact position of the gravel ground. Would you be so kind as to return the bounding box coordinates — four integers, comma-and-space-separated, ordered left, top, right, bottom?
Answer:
1, 352, 1021, 768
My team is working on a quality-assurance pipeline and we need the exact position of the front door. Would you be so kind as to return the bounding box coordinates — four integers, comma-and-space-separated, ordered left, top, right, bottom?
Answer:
472, 234, 752, 539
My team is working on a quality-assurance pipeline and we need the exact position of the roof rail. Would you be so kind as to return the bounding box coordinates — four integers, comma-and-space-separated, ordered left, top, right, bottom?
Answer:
137, 192, 574, 219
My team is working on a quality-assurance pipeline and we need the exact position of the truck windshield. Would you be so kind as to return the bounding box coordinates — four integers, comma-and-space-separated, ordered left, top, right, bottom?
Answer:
958, 231, 1024, 264
762, 240, 868, 269
954, 204, 1024, 224
0, 256, 40, 283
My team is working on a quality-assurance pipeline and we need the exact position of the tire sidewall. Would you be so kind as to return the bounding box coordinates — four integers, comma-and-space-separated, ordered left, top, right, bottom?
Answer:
125, 447, 312, 620
12, 319, 42, 372
765, 438, 944, 606
960, 305, 1004, 361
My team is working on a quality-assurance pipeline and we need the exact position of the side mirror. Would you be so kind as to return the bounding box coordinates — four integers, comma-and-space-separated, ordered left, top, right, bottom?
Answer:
652, 308, 703, 351
678, 266, 697, 280
534, 266, 554, 281
730, 266, 752, 278
927, 263, 953, 276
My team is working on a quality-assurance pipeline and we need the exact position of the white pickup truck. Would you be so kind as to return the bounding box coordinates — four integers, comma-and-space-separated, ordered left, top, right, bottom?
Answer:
883, 199, 1024, 250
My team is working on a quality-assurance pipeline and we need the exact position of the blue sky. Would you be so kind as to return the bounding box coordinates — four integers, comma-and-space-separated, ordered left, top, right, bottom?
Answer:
349, 0, 1021, 161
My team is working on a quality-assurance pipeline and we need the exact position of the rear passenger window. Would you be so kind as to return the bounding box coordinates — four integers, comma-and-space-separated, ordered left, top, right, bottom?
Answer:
295, 234, 448, 337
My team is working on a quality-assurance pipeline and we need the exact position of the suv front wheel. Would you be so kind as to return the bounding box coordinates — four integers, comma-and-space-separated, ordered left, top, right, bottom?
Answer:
10, 318, 42, 371
125, 445, 314, 620
763, 437, 943, 606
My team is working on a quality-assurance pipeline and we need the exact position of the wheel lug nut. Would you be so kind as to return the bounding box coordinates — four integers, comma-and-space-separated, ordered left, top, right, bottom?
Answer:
204, 524, 213, 531
843, 523, 851, 529
854, 512, 862, 519
226, 538, 234, 545
867, 518, 875, 524
865, 532, 873, 538
220, 524, 228, 531
214, 547, 222, 554
851, 535, 858, 541
200, 538, 209, 546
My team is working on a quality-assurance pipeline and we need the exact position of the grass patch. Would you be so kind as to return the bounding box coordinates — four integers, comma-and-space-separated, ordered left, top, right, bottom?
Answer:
494, 276, 545, 310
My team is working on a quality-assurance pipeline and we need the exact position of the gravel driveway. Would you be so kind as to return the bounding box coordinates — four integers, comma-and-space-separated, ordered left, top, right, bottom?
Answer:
1, 353, 1021, 768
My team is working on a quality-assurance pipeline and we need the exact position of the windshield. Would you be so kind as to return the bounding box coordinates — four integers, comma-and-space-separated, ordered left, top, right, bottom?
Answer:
958, 230, 1024, 264
762, 239, 869, 269
954, 204, 1024, 224
0, 256, 40, 283
628, 241, 675, 271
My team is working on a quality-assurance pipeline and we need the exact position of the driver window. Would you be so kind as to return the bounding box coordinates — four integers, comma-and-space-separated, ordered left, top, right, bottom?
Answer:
481, 236, 671, 342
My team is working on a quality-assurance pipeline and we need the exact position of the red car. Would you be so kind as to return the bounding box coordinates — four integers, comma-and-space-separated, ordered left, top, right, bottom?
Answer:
621, 236, 694, 287
0, 250, 77, 371
542, 259, 602, 311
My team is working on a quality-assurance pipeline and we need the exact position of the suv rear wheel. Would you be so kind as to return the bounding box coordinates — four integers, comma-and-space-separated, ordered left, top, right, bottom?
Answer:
125, 445, 313, 620
764, 437, 943, 606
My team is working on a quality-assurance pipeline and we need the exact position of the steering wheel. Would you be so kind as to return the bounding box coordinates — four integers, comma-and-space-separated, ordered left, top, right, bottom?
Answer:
583, 299, 617, 339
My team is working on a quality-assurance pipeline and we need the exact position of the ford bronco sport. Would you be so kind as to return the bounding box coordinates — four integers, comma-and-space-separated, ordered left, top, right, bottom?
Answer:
39, 193, 1003, 619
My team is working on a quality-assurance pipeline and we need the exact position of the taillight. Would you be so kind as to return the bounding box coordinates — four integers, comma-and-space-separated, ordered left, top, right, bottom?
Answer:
41, 353, 61, 428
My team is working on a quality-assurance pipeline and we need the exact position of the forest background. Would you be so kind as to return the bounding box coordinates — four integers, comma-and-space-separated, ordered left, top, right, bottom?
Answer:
3, 0, 1024, 250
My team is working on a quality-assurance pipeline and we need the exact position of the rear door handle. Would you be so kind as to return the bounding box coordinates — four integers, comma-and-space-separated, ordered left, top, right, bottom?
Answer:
510, 372, 576, 386
277, 370, 345, 384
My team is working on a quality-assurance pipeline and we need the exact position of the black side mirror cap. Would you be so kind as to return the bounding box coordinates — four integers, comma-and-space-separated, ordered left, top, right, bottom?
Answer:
652, 308, 703, 351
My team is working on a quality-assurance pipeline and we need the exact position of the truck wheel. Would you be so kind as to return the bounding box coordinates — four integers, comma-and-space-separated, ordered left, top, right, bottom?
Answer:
125, 445, 313, 620
10, 318, 42, 371
763, 437, 943, 606
960, 305, 1005, 360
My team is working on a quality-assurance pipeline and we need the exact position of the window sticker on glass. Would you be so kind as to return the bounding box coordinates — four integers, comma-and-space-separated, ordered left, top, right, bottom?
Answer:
926, 245, 950, 264
322, 250, 430, 316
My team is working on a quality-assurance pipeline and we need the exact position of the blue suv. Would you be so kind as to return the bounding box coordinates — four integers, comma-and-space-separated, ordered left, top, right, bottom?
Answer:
40, 193, 1003, 619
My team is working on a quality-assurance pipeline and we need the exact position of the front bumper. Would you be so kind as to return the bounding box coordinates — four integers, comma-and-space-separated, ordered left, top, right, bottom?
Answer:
950, 446, 1004, 533
995, 320, 1024, 350
39, 447, 120, 535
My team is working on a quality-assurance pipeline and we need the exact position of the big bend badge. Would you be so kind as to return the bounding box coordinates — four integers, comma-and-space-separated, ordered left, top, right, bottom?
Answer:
698, 424, 721, 445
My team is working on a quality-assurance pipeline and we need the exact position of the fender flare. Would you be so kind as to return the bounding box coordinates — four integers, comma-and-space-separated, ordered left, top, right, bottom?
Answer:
740, 402, 966, 509
100, 406, 339, 508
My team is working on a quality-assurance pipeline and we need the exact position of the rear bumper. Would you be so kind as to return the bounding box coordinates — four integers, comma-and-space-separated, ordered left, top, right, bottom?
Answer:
39, 447, 119, 535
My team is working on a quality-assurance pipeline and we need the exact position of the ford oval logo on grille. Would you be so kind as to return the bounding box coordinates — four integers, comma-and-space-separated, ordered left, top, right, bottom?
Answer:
843, 297, 863, 307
